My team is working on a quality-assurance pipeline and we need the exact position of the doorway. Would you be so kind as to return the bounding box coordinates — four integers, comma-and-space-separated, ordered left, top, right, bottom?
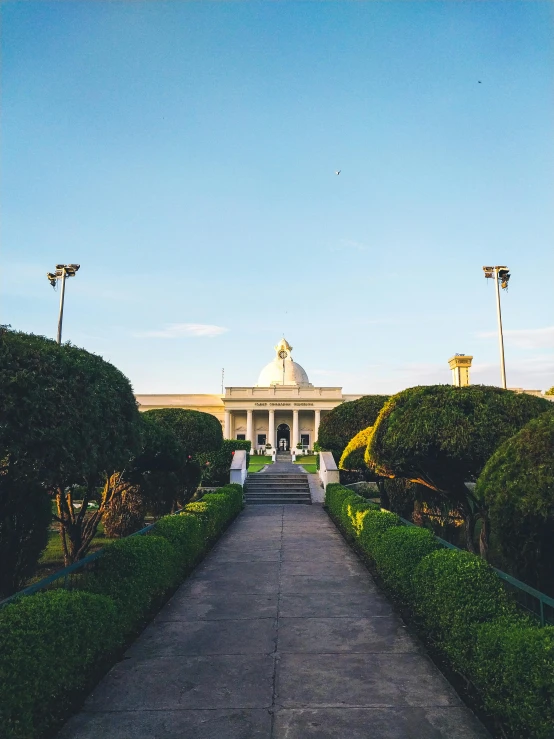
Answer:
276, 423, 290, 452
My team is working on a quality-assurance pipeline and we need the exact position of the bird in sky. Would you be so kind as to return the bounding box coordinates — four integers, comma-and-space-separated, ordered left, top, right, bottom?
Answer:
478, 81, 482, 84
335, 170, 341, 175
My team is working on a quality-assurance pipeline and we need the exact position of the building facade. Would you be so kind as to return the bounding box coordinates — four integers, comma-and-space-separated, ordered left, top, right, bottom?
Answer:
135, 339, 362, 451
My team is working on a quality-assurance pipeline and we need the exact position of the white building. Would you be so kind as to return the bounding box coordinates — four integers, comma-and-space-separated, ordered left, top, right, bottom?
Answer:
136, 339, 362, 451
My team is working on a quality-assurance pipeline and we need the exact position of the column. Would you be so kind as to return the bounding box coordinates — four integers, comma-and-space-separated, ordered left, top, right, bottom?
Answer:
292, 409, 299, 449
246, 409, 253, 448
268, 409, 275, 449
314, 409, 321, 446
224, 410, 231, 439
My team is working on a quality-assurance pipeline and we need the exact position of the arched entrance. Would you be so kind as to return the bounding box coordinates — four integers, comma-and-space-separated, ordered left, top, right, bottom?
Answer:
276, 423, 290, 452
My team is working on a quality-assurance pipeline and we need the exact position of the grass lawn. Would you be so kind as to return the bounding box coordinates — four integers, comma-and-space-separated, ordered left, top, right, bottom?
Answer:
248, 455, 272, 472
294, 455, 317, 473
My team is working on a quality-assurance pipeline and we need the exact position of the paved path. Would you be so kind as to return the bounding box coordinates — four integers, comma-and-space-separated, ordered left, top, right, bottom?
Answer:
59, 505, 489, 739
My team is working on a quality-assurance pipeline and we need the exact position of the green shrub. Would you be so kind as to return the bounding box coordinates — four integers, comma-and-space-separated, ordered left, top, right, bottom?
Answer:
154, 512, 203, 566
476, 411, 554, 591
85, 535, 181, 632
325, 483, 379, 537
339, 426, 373, 471
318, 395, 389, 464
372, 526, 441, 601
473, 621, 554, 739
359, 509, 401, 556
0, 589, 121, 739
412, 548, 517, 671
196, 440, 252, 486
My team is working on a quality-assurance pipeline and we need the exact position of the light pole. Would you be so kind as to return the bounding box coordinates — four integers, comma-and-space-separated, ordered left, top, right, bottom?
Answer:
46, 264, 80, 344
483, 265, 510, 389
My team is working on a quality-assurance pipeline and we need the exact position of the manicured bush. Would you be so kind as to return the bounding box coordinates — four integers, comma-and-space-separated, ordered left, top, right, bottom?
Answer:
154, 512, 203, 566
371, 526, 441, 601
325, 483, 379, 537
412, 548, 517, 671
473, 620, 554, 739
85, 535, 181, 632
476, 411, 554, 591
0, 328, 142, 568
183, 484, 243, 544
318, 395, 389, 464
366, 385, 552, 553
359, 509, 401, 555
339, 426, 373, 471
0, 589, 121, 739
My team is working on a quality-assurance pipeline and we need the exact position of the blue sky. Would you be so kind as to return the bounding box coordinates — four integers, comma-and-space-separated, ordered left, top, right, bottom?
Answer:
2, 1, 553, 394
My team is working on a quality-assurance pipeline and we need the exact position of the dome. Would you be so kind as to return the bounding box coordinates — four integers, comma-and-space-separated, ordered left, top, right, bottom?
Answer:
256, 339, 312, 387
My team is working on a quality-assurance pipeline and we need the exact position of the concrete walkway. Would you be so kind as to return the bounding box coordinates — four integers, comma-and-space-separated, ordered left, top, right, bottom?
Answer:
59, 505, 489, 739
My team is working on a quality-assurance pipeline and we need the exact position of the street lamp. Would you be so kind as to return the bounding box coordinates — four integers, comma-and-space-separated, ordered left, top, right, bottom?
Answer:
482, 265, 510, 389
46, 264, 80, 344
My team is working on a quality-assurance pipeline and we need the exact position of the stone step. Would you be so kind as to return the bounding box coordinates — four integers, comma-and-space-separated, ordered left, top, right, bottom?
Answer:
245, 494, 312, 505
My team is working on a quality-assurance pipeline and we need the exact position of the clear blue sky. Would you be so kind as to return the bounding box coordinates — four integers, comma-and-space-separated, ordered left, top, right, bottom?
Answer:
2, 1, 553, 394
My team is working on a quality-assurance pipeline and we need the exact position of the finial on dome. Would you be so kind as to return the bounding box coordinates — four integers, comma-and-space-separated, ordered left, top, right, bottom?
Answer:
275, 337, 293, 359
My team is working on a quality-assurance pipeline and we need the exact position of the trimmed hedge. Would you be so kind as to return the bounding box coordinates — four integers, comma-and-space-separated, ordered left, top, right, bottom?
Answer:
325, 483, 554, 739
473, 621, 554, 739
0, 590, 122, 739
0, 483, 243, 739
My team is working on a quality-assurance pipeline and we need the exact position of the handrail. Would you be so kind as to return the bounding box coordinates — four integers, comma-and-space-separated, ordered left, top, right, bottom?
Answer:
0, 508, 185, 610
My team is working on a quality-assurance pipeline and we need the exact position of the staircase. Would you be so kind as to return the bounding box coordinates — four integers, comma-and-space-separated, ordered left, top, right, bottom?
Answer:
245, 455, 312, 505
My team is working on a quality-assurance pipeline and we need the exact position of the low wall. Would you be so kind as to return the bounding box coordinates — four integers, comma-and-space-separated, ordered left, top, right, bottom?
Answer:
318, 451, 340, 489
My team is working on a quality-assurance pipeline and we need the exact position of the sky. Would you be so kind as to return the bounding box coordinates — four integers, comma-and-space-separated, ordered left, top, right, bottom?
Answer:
1, 1, 553, 395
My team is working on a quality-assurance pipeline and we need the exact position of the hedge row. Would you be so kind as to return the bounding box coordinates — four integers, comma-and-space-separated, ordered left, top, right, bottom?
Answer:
0, 484, 243, 739
325, 483, 554, 739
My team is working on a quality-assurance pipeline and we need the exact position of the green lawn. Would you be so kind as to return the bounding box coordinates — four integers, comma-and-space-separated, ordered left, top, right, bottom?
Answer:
248, 455, 272, 472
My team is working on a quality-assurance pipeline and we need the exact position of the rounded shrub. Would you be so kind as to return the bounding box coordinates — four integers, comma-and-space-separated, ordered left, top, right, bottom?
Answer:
372, 526, 441, 602
412, 548, 517, 671
476, 411, 554, 591
0, 589, 121, 739
473, 620, 554, 739
359, 509, 401, 557
85, 535, 181, 632
154, 512, 203, 567
339, 426, 373, 471
318, 395, 389, 464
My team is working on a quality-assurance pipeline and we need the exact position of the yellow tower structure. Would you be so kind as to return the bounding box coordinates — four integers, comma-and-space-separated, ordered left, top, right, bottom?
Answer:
448, 355, 473, 387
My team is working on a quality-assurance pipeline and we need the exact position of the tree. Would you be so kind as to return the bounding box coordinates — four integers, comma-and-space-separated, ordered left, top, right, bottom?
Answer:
141, 409, 223, 505
196, 439, 252, 487
545, 386, 554, 396
366, 385, 552, 555
0, 329, 142, 566
339, 426, 373, 471
476, 411, 554, 592
317, 395, 389, 464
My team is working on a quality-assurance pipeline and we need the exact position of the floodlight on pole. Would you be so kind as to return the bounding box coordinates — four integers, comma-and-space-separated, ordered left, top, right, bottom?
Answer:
46, 264, 80, 344
483, 265, 510, 389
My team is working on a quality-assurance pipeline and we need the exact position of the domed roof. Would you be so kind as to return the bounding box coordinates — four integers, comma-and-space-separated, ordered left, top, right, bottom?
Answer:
256, 339, 312, 387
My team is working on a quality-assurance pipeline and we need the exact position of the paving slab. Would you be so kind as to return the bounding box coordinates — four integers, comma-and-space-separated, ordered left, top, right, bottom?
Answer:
58, 501, 488, 739
59, 709, 272, 739
278, 617, 419, 654
273, 707, 490, 738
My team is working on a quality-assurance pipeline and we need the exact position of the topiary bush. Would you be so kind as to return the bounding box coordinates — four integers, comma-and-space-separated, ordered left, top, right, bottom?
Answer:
412, 548, 517, 671
154, 512, 203, 566
318, 395, 389, 464
196, 440, 252, 486
476, 411, 554, 592
0, 589, 122, 739
339, 426, 373, 471
85, 535, 181, 633
366, 384, 552, 554
325, 483, 379, 538
473, 620, 554, 739
359, 509, 401, 556
371, 526, 441, 602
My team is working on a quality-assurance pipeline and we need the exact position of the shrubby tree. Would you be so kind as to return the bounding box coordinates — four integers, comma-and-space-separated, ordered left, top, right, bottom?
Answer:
318, 395, 389, 464
196, 439, 251, 487
141, 409, 223, 505
0, 329, 142, 567
545, 386, 554, 396
366, 385, 552, 555
476, 411, 554, 591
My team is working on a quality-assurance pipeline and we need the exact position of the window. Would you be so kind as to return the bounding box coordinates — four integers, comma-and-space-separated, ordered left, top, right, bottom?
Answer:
257, 434, 267, 446
236, 434, 246, 440
300, 434, 310, 448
